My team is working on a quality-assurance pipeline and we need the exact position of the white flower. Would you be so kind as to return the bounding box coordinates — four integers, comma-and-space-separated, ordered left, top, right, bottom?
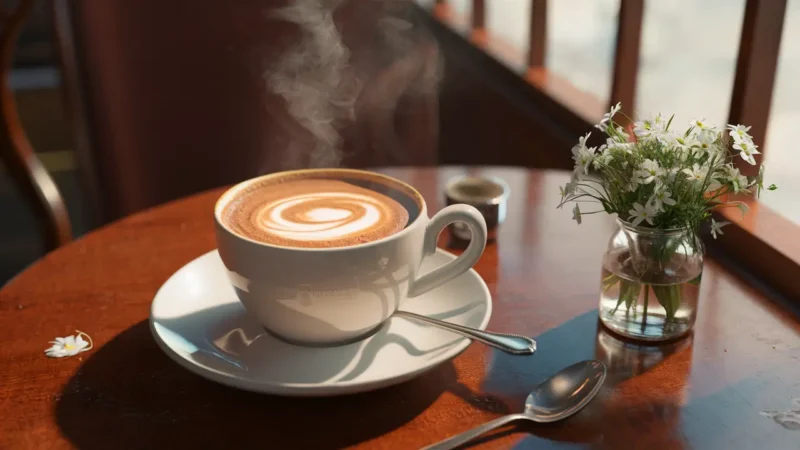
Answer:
45, 331, 93, 358
672, 136, 695, 161
633, 120, 653, 137
752, 163, 767, 195
673, 134, 696, 151
695, 129, 717, 153
649, 189, 677, 212
609, 102, 622, 118
682, 164, 708, 184
665, 167, 680, 183
628, 202, 658, 226
572, 144, 596, 175
723, 165, 749, 193
577, 132, 591, 148
635, 159, 665, 184
690, 117, 713, 130
593, 146, 614, 169
564, 180, 578, 196
634, 114, 667, 139
606, 138, 633, 153
572, 204, 582, 225
654, 132, 671, 147
595, 103, 622, 131
710, 218, 730, 239
727, 124, 752, 143
733, 140, 760, 165
559, 180, 579, 203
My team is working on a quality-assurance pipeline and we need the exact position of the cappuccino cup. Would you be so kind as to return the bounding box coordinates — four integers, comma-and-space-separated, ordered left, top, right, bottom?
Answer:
214, 168, 487, 346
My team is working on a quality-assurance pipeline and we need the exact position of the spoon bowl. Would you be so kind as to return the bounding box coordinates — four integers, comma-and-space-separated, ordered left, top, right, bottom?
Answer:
422, 360, 607, 450
523, 360, 606, 422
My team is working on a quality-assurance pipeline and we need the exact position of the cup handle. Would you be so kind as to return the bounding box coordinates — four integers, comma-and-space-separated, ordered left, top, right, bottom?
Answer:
408, 204, 487, 298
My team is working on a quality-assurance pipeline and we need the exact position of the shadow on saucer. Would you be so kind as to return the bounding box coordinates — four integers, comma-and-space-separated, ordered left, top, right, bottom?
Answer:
55, 320, 455, 450
156, 302, 364, 384
337, 324, 458, 382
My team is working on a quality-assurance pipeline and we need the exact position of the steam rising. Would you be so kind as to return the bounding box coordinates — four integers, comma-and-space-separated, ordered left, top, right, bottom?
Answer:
267, 0, 440, 168
268, 0, 362, 168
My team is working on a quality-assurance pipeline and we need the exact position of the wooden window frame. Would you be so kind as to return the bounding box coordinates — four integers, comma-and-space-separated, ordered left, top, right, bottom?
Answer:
421, 0, 800, 302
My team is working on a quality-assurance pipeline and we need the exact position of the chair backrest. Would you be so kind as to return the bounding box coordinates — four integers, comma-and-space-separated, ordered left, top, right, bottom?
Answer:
56, 0, 440, 223
1, 0, 72, 251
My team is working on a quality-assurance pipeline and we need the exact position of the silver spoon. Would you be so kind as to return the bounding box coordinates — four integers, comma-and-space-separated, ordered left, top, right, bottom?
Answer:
394, 310, 536, 355
421, 360, 607, 450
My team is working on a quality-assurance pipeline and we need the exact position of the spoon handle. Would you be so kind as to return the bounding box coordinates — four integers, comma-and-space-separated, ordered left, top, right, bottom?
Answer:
394, 311, 536, 355
420, 413, 529, 450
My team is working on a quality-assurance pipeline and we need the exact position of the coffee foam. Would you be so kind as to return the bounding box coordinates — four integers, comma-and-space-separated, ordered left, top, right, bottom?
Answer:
221, 174, 415, 248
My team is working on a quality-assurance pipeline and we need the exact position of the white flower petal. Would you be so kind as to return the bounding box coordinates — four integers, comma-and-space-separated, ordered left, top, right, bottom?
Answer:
45, 347, 69, 358
45, 332, 93, 358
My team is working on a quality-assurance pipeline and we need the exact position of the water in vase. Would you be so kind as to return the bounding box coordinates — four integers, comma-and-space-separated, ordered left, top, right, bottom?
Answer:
599, 249, 701, 341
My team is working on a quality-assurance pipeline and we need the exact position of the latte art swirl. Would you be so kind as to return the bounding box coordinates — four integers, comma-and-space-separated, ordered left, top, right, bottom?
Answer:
222, 178, 410, 248
256, 192, 389, 242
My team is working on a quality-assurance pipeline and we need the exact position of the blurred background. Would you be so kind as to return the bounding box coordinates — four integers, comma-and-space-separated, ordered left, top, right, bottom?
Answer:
2, 0, 85, 282
1, 0, 797, 284
443, 0, 798, 222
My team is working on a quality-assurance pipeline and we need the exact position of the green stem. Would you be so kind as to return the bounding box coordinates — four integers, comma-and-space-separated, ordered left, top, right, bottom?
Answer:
641, 284, 649, 333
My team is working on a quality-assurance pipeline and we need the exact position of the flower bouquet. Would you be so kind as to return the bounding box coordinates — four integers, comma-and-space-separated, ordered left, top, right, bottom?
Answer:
559, 103, 776, 341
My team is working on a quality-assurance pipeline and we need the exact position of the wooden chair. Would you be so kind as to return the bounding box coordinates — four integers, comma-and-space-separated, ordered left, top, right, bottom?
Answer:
0, 0, 72, 251
2, 0, 440, 251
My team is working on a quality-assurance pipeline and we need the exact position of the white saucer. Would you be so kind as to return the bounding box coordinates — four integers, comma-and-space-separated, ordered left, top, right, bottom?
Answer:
149, 249, 491, 396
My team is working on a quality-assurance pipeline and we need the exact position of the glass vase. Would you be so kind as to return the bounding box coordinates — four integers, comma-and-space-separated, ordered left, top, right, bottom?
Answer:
598, 219, 703, 342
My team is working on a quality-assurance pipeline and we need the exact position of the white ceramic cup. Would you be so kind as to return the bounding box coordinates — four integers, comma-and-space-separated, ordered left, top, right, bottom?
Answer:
214, 169, 488, 346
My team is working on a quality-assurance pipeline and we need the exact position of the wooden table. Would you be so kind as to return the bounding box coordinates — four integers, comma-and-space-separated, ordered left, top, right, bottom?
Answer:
1, 167, 799, 449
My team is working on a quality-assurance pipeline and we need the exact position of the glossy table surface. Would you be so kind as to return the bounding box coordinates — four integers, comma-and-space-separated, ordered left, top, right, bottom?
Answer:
1, 166, 799, 450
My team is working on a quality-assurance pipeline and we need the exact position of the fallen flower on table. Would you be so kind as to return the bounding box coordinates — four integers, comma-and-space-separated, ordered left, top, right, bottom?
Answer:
44, 330, 93, 358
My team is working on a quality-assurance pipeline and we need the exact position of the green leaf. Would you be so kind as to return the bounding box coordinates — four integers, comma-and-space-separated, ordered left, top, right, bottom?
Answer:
652, 284, 681, 322
613, 279, 641, 314
625, 285, 636, 311
768, 184, 777, 191
602, 274, 620, 293
657, 236, 683, 266
687, 274, 702, 286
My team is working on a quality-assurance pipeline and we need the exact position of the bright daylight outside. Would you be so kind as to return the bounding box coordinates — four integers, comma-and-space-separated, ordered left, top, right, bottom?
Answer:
443, 0, 800, 224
